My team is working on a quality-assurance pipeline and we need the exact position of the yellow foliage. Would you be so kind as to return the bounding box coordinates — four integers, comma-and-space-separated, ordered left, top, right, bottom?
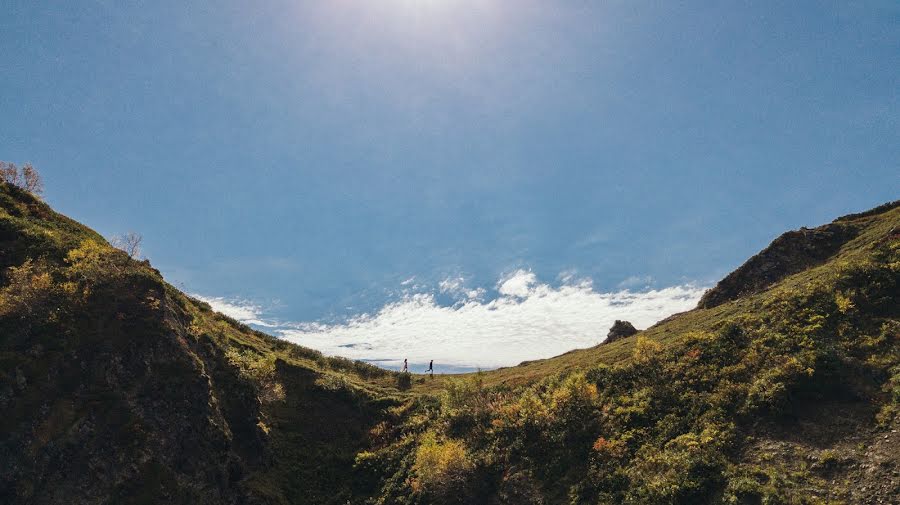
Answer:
550, 373, 599, 413
144, 295, 161, 310
412, 432, 472, 495
60, 281, 78, 295
65, 239, 124, 285
65, 239, 107, 267
835, 292, 855, 313
632, 335, 663, 364
0, 259, 56, 317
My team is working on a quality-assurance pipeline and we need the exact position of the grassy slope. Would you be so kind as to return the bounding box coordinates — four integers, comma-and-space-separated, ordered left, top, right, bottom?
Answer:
375, 201, 899, 504
436, 202, 900, 390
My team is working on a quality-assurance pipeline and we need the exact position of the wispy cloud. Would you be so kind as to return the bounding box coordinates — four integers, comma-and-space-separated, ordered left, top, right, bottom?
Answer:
618, 275, 654, 290
439, 275, 485, 301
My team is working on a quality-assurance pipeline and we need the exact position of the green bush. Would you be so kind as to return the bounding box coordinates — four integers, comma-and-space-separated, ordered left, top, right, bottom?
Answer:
397, 371, 412, 390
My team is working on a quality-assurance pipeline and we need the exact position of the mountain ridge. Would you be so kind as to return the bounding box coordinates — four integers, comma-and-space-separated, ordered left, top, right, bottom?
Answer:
698, 200, 898, 310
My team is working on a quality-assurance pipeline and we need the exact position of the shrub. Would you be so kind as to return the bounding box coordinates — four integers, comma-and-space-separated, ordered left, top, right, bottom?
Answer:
0, 259, 56, 318
412, 431, 473, 501
632, 335, 663, 364
225, 348, 286, 402
592, 436, 626, 458
397, 371, 412, 390
65, 239, 128, 286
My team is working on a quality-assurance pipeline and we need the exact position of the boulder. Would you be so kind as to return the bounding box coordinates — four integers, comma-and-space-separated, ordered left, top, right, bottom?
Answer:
606, 320, 638, 343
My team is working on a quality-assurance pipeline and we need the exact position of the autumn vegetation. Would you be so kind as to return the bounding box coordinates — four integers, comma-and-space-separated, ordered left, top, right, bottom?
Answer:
0, 175, 897, 504
0, 161, 43, 196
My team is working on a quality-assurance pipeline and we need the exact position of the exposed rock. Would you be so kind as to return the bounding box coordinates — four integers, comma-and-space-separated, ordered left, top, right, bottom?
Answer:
606, 320, 638, 343
697, 223, 857, 309
698, 200, 899, 310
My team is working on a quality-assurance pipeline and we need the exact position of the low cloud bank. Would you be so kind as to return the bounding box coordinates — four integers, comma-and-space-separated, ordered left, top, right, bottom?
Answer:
204, 270, 705, 370
194, 271, 706, 370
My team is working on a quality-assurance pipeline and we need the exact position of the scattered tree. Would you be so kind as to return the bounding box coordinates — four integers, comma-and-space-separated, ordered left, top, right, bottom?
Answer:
0, 161, 21, 186
112, 232, 143, 259
21, 163, 43, 195
0, 161, 43, 196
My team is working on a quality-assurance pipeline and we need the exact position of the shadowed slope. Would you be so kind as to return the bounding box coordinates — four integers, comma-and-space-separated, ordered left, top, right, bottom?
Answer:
0, 183, 404, 505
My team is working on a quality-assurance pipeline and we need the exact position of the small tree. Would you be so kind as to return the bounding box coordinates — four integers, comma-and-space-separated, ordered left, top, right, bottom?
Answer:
21, 163, 43, 195
0, 161, 20, 186
112, 232, 143, 259
0, 161, 43, 196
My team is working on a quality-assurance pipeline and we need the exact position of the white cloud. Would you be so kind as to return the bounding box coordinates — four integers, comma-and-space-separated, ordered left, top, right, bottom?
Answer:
193, 274, 707, 371
190, 294, 279, 328
439, 275, 485, 301
497, 269, 537, 297
278, 274, 707, 370
439, 276, 465, 294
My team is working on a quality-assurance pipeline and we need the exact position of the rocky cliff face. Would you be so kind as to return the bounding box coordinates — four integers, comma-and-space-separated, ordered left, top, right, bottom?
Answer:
697, 201, 900, 309
697, 222, 858, 309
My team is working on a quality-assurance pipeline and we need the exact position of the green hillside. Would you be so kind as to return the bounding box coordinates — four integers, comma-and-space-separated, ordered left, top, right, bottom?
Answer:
1, 181, 897, 504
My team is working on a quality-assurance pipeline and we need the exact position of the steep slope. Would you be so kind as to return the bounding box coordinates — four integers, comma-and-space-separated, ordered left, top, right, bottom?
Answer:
697, 202, 899, 309
0, 183, 403, 505
1, 181, 898, 505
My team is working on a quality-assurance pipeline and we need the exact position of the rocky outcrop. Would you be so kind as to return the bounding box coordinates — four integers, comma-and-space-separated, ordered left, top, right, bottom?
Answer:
697, 223, 857, 309
606, 320, 638, 343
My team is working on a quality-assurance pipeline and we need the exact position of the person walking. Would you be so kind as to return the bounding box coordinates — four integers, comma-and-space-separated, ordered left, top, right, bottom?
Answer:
427, 360, 433, 378
402, 359, 408, 373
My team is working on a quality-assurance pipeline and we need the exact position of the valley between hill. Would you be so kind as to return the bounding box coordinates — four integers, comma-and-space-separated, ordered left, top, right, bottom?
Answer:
1, 182, 897, 504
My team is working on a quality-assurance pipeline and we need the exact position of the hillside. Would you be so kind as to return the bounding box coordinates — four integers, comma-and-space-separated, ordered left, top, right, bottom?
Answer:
0, 183, 406, 504
1, 182, 898, 504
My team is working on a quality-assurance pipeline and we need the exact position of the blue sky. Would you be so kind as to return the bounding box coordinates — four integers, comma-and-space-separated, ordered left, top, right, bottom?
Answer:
1, 1, 897, 368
